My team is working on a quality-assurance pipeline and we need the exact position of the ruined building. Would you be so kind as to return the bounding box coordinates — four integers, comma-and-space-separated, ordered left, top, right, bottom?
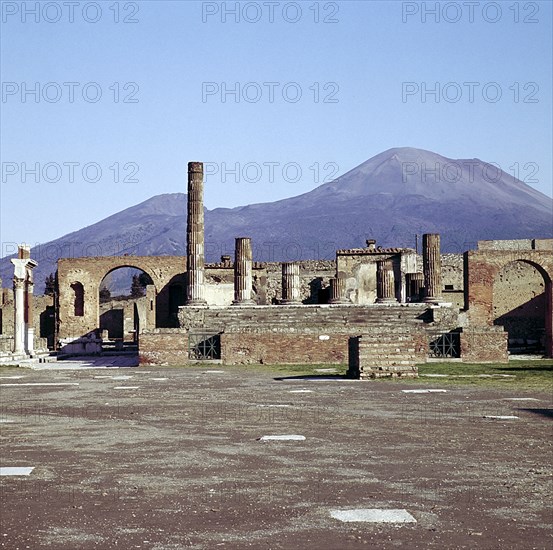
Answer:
1, 162, 551, 376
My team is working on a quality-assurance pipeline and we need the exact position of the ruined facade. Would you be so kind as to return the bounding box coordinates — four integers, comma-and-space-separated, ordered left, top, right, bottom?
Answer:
1, 163, 551, 372
464, 240, 553, 358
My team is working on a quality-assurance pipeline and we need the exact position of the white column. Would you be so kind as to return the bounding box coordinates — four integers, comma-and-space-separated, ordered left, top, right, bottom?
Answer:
13, 277, 25, 354
26, 281, 35, 354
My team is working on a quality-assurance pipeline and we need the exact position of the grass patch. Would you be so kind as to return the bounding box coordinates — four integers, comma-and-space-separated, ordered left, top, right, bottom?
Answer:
259, 363, 349, 378
4, 357, 549, 391
203, 363, 349, 378
161, 362, 349, 378
191, 361, 553, 390
408, 360, 553, 391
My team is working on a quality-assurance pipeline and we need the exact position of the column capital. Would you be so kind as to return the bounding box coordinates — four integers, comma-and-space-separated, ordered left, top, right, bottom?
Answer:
13, 277, 25, 290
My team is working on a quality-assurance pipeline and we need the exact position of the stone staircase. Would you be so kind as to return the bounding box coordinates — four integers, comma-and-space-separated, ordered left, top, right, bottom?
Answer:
180, 303, 432, 334
177, 303, 460, 368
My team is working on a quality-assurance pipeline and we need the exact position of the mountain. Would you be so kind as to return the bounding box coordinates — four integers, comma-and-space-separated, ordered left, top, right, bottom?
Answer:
2, 147, 552, 293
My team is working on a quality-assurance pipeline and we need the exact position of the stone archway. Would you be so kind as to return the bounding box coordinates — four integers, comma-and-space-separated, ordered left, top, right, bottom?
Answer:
98, 267, 154, 341
465, 249, 553, 357
56, 256, 186, 341
492, 260, 547, 354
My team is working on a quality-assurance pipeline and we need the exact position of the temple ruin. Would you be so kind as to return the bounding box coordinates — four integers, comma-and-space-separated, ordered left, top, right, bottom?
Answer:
1, 162, 551, 375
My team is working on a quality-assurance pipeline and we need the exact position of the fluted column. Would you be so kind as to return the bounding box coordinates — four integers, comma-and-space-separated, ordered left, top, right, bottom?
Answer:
423, 233, 443, 303
329, 276, 346, 304
185, 161, 207, 305
13, 277, 25, 354
281, 262, 301, 304
376, 260, 397, 303
407, 272, 424, 302
233, 237, 255, 305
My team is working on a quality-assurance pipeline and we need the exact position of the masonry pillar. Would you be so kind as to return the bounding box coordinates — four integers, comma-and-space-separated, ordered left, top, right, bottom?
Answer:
376, 260, 397, 303
423, 233, 443, 303
407, 272, 424, 302
329, 276, 347, 304
185, 161, 207, 305
281, 262, 301, 304
13, 277, 25, 354
233, 237, 255, 305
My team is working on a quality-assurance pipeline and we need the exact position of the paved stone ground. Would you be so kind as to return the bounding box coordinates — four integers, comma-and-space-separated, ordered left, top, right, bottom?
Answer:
0, 364, 552, 549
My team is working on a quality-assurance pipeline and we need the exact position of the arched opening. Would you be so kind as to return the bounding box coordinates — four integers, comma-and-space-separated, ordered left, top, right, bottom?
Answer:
71, 282, 84, 316
493, 260, 547, 355
98, 267, 154, 344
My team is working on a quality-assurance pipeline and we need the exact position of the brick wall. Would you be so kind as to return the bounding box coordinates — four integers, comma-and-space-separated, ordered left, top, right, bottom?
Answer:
139, 329, 188, 365
459, 328, 509, 363
221, 332, 348, 365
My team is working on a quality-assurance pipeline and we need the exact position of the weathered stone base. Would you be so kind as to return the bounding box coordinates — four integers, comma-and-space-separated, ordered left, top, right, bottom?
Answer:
347, 332, 423, 380
0, 335, 15, 353
0, 334, 49, 361
352, 364, 419, 379
59, 336, 102, 356
0, 352, 28, 364
459, 327, 508, 363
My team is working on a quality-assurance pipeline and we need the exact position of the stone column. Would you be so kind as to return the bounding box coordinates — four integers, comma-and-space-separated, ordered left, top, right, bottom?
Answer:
25, 280, 35, 354
185, 161, 207, 305
281, 262, 301, 304
376, 260, 397, 303
329, 276, 346, 304
233, 237, 255, 305
13, 277, 25, 354
423, 233, 443, 303
407, 272, 424, 302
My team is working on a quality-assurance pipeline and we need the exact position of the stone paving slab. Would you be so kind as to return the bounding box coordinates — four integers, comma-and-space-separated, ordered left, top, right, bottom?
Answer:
330, 508, 417, 523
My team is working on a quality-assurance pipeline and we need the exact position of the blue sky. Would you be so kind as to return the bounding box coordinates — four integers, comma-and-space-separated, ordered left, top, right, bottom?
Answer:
1, 0, 551, 256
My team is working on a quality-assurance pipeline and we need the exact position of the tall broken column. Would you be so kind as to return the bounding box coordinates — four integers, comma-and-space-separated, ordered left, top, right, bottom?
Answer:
233, 237, 255, 305
185, 162, 207, 305
376, 260, 397, 303
423, 233, 443, 303
281, 262, 301, 304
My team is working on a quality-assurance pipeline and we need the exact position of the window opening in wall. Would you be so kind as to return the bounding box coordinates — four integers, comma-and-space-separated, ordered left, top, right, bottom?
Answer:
71, 282, 84, 317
